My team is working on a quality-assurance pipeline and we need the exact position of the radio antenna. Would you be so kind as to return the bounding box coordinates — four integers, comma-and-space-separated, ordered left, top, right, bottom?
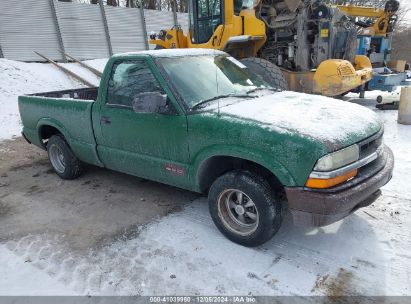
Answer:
215, 50, 220, 116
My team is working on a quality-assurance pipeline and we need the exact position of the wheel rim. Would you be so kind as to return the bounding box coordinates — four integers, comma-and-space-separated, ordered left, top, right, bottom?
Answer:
217, 189, 259, 236
49, 144, 66, 174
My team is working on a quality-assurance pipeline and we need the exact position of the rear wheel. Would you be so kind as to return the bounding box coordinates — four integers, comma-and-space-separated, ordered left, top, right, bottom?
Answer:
240, 57, 288, 91
47, 135, 82, 180
208, 170, 283, 247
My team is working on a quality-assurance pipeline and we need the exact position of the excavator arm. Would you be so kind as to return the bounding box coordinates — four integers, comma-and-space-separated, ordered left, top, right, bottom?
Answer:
336, 0, 399, 37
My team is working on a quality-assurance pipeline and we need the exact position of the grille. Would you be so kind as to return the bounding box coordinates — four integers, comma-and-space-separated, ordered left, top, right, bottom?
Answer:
359, 130, 384, 159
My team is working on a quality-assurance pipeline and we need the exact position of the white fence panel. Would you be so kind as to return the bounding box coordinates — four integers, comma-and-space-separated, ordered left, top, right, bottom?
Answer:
0, 0, 61, 61
176, 12, 189, 32
144, 9, 175, 49
0, 1, 190, 61
56, 1, 109, 60
105, 6, 146, 54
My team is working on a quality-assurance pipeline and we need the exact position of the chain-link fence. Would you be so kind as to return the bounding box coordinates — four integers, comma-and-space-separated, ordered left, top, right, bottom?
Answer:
0, 0, 188, 62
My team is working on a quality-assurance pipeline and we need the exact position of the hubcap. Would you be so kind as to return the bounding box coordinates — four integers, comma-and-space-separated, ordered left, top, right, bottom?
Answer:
235, 205, 245, 215
49, 144, 66, 174
217, 189, 259, 236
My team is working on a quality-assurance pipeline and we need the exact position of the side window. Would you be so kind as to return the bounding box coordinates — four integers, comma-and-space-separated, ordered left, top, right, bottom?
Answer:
106, 60, 165, 108
233, 0, 242, 15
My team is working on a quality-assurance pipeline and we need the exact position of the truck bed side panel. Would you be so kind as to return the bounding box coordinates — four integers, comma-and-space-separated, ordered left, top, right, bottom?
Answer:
19, 96, 101, 166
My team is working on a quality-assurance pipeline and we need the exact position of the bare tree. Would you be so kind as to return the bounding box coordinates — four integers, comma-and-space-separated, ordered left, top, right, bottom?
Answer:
126, 0, 136, 7
391, 26, 411, 62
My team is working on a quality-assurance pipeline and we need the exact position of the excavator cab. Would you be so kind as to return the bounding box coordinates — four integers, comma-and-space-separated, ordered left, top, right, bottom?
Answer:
150, 0, 266, 57
189, 0, 223, 44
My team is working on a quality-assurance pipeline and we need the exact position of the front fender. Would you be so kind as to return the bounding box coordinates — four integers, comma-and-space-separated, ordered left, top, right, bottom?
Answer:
190, 144, 297, 191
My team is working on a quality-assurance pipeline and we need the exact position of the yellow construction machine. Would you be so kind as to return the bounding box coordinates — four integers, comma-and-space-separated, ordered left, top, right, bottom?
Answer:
336, 0, 408, 101
149, 0, 373, 97
337, 0, 399, 38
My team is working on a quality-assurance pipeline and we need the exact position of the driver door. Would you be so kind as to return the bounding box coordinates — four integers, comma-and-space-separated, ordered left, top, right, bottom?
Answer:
95, 58, 190, 188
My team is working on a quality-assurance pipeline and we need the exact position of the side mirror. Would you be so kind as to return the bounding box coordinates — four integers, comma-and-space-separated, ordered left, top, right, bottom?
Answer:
132, 91, 169, 114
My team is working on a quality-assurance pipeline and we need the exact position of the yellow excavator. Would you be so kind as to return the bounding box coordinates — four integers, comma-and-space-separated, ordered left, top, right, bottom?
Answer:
336, 0, 407, 102
337, 0, 399, 38
149, 0, 374, 97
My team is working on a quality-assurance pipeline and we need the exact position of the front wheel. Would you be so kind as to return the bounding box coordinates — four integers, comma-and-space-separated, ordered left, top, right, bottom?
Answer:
208, 170, 283, 247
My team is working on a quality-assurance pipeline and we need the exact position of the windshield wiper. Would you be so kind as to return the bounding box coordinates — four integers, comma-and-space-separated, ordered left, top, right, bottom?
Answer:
191, 94, 253, 110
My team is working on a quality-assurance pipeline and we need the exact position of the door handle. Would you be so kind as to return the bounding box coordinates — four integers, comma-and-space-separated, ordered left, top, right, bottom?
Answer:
100, 116, 111, 124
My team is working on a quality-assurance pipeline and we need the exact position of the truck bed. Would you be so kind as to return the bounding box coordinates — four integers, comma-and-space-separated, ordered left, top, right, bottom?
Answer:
31, 87, 98, 101
18, 88, 101, 166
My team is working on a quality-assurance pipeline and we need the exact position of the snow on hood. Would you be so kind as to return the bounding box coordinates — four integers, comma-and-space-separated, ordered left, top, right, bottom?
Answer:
114, 48, 225, 58
218, 91, 382, 147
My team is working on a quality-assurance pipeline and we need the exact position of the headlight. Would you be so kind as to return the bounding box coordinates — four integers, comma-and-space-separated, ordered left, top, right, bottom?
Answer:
314, 144, 359, 172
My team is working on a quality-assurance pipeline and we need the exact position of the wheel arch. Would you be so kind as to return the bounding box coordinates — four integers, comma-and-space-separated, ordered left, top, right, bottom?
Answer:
36, 118, 71, 149
194, 151, 297, 193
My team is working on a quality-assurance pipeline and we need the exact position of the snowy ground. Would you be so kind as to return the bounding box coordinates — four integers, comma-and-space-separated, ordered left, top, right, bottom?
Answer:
0, 59, 410, 296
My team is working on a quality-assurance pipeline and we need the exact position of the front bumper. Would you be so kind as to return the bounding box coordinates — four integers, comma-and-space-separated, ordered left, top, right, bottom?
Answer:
285, 146, 394, 227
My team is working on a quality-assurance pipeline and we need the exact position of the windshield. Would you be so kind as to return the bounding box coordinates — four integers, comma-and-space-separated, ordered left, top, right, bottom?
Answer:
157, 55, 272, 109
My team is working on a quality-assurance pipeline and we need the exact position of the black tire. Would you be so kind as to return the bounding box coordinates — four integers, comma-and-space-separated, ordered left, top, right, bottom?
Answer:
154, 45, 165, 50
240, 57, 288, 91
208, 170, 283, 247
47, 135, 82, 180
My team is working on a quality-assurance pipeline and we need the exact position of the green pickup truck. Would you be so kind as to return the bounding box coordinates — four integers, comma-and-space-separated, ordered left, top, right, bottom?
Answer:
19, 49, 394, 247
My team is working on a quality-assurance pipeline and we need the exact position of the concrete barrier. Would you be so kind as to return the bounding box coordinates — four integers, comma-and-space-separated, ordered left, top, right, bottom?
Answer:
398, 87, 411, 125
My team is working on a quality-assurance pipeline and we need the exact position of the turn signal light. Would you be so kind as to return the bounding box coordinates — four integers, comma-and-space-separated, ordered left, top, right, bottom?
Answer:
305, 170, 358, 189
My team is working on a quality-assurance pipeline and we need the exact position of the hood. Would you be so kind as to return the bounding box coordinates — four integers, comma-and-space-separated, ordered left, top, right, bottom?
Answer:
215, 91, 382, 151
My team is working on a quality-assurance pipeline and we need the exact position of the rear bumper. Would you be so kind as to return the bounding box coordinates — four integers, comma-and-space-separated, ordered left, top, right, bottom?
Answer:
285, 146, 394, 227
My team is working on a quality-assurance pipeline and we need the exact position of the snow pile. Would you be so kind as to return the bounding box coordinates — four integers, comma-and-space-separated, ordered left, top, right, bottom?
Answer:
219, 91, 382, 144
0, 58, 107, 141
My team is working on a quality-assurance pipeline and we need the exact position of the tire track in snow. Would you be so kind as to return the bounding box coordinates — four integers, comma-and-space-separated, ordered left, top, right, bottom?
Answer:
2, 194, 410, 296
